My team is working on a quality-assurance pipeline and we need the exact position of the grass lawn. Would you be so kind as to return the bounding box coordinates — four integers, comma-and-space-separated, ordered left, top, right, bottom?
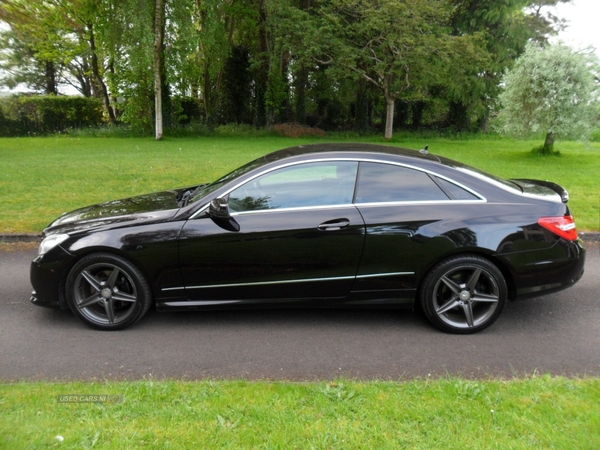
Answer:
0, 134, 598, 233
1, 135, 599, 448
1, 377, 599, 449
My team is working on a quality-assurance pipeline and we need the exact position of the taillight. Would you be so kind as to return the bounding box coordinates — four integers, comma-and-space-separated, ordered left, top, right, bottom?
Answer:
538, 215, 578, 241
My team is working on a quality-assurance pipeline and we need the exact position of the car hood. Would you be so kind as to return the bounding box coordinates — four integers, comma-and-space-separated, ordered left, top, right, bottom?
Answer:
44, 189, 185, 236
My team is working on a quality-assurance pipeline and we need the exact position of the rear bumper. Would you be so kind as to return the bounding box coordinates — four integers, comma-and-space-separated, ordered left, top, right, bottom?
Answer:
506, 239, 585, 300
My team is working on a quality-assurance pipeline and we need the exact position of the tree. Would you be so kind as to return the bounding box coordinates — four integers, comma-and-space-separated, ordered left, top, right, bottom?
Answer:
154, 0, 165, 140
445, 0, 574, 131
0, 0, 584, 136
0, 0, 121, 122
282, 0, 485, 139
0, 26, 59, 94
497, 42, 598, 154
0, 0, 72, 94
219, 45, 252, 123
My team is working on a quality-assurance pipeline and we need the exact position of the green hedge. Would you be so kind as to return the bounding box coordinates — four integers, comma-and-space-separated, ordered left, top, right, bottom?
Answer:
0, 95, 104, 136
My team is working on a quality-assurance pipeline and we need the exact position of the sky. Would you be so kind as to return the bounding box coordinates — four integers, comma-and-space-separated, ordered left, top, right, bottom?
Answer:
554, 0, 600, 56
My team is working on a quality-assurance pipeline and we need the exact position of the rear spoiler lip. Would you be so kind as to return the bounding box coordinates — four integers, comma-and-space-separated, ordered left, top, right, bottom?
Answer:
511, 178, 569, 203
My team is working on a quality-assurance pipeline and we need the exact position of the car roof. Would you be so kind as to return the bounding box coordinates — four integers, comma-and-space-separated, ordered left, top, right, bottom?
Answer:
262, 143, 441, 165
258, 143, 526, 200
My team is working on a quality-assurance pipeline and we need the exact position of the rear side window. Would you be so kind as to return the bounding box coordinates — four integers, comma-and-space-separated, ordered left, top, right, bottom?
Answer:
355, 162, 449, 203
435, 177, 480, 200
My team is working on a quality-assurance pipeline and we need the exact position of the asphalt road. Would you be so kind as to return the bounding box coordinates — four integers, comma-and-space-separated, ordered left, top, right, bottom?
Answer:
1, 242, 598, 381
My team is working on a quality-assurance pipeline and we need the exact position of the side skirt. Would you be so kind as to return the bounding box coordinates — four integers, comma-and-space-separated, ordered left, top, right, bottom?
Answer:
155, 289, 416, 312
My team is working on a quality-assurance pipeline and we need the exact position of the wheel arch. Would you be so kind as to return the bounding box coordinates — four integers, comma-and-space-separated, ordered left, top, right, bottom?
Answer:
64, 250, 154, 330
59, 245, 157, 308
416, 249, 517, 302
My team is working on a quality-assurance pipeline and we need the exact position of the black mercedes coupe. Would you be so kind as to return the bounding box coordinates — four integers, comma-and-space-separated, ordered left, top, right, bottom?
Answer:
30, 143, 586, 333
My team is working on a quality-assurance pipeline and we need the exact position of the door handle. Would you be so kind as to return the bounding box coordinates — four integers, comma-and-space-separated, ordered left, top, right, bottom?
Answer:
317, 219, 350, 231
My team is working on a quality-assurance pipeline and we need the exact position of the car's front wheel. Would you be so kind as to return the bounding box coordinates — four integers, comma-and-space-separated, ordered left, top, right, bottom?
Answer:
420, 255, 507, 334
65, 253, 152, 330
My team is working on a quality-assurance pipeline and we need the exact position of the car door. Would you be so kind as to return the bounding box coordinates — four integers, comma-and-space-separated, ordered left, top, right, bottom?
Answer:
351, 161, 468, 295
178, 160, 366, 303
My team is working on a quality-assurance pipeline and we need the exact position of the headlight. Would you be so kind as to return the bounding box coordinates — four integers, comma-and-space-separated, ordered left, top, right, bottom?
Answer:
39, 234, 69, 255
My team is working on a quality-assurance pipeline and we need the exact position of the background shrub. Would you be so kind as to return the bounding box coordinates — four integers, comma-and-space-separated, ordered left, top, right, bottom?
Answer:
0, 95, 104, 136
273, 123, 326, 138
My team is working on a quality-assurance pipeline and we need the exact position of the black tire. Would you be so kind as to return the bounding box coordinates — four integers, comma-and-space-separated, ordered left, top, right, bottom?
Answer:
420, 255, 507, 334
65, 253, 152, 330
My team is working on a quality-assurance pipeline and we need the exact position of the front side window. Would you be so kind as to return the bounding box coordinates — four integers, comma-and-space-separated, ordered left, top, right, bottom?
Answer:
228, 161, 358, 212
355, 162, 449, 203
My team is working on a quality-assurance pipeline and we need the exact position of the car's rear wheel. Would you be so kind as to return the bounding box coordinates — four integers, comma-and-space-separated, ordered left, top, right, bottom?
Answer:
65, 253, 152, 330
420, 255, 507, 334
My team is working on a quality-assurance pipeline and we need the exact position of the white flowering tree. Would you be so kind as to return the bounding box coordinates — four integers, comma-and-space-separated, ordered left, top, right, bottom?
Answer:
497, 42, 599, 154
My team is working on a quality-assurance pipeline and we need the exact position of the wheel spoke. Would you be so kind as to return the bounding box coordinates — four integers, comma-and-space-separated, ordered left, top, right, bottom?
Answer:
106, 267, 121, 289
462, 301, 475, 327
111, 290, 137, 303
104, 299, 116, 324
78, 292, 102, 308
436, 298, 461, 315
80, 270, 102, 292
466, 268, 482, 291
441, 276, 462, 295
471, 292, 499, 303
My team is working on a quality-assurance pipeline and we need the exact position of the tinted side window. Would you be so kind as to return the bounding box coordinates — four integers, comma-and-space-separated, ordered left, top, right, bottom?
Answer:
229, 161, 358, 212
355, 162, 448, 203
435, 177, 480, 200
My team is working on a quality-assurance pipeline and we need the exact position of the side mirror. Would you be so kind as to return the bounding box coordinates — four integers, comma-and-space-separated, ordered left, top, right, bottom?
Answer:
208, 197, 231, 219
208, 197, 240, 232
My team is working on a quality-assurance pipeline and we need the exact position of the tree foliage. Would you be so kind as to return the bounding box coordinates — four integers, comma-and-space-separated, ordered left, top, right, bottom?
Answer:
0, 0, 577, 138
445, 0, 573, 131
497, 42, 599, 154
281, 0, 486, 139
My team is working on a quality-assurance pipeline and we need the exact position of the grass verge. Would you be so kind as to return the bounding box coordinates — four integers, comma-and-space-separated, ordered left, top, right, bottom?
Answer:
0, 135, 598, 233
1, 377, 599, 449
2, 135, 599, 448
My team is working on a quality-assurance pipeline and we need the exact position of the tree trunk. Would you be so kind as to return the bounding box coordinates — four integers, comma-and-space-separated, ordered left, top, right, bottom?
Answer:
154, 0, 165, 140
541, 131, 555, 155
382, 74, 395, 139
294, 0, 311, 125
44, 61, 58, 95
384, 96, 394, 140
295, 64, 307, 124
88, 24, 117, 124
201, 59, 211, 123
256, 0, 270, 129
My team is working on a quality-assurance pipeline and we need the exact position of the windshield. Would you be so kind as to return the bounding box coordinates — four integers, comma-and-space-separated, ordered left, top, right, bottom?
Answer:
189, 156, 268, 204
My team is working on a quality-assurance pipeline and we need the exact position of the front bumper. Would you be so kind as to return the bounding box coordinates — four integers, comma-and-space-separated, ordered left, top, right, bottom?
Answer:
30, 290, 61, 309
30, 245, 75, 310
